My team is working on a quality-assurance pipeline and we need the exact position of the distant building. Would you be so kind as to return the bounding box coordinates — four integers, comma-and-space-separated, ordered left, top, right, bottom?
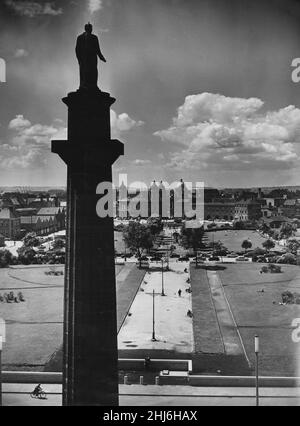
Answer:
261, 206, 279, 218
281, 199, 300, 218
234, 200, 262, 222
204, 202, 236, 221
15, 208, 38, 217
37, 207, 66, 230
20, 215, 58, 236
0, 208, 21, 239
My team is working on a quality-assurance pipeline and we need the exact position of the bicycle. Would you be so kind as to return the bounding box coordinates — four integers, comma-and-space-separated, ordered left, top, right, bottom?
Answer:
30, 391, 47, 400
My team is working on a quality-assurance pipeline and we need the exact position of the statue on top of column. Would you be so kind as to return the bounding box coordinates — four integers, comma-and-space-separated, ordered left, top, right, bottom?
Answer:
76, 23, 107, 91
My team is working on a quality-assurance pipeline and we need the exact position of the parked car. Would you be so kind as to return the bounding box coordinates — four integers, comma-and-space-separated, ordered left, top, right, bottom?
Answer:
150, 256, 162, 262
136, 260, 150, 269
236, 256, 247, 261
178, 256, 190, 262
191, 258, 205, 264
209, 256, 220, 262
137, 255, 149, 261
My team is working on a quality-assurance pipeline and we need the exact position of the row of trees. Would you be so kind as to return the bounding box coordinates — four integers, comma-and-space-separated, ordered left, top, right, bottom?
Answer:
16, 233, 66, 266
122, 218, 163, 267
259, 222, 296, 241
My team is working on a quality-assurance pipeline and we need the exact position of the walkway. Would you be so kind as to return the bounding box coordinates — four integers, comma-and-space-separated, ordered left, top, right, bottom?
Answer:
118, 262, 193, 353
3, 384, 300, 406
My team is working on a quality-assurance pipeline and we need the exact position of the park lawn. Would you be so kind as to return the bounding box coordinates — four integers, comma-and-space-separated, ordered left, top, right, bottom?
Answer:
218, 263, 300, 376
206, 230, 269, 252
1, 264, 129, 370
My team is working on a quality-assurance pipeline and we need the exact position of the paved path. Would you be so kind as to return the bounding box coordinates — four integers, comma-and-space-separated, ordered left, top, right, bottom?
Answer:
3, 384, 300, 406
118, 262, 193, 353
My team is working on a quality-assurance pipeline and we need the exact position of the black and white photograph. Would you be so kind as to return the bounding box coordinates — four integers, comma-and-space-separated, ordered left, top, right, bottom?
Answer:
1, 0, 300, 409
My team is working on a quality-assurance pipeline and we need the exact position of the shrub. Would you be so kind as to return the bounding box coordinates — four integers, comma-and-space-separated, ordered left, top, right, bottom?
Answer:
282, 291, 294, 304
269, 264, 282, 274
277, 253, 297, 265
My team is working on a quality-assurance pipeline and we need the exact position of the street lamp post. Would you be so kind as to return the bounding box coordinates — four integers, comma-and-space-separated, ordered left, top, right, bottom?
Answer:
255, 335, 260, 407
151, 290, 157, 342
166, 247, 170, 270
161, 258, 166, 296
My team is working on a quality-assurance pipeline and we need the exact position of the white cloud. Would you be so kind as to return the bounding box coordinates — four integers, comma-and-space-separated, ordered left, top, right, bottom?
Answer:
4, 110, 142, 171
5, 1, 63, 18
88, 0, 103, 14
2, 115, 66, 169
154, 93, 300, 172
133, 159, 151, 166
14, 49, 29, 58
110, 110, 144, 138
9, 115, 31, 130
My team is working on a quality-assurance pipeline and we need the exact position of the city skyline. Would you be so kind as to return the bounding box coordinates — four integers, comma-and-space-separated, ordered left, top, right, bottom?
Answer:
1, 0, 300, 187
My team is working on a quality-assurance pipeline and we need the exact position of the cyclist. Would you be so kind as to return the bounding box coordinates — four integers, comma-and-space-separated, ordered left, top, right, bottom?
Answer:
33, 384, 43, 397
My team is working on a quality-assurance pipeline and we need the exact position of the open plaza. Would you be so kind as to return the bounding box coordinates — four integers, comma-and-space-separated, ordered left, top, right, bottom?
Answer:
1, 229, 300, 382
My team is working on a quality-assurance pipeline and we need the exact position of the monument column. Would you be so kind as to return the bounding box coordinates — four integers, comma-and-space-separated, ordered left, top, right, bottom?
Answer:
52, 89, 124, 406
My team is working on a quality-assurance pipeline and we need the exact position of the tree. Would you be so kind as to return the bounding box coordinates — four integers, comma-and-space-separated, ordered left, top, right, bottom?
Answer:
278, 253, 297, 265
23, 232, 40, 248
181, 224, 204, 266
0, 249, 14, 268
123, 222, 154, 268
242, 240, 252, 253
286, 239, 300, 255
280, 223, 295, 240
17, 246, 37, 265
53, 238, 66, 250
262, 239, 275, 252
147, 218, 163, 236
212, 241, 228, 255
173, 232, 180, 243
259, 222, 270, 235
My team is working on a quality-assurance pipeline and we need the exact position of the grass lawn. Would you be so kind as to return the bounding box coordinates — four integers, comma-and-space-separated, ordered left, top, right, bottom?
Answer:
219, 263, 300, 376
206, 230, 270, 252
1, 263, 139, 371
0, 266, 64, 369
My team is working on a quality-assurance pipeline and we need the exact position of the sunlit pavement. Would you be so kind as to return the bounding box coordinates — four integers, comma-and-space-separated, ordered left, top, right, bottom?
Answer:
3, 384, 300, 406
118, 262, 193, 353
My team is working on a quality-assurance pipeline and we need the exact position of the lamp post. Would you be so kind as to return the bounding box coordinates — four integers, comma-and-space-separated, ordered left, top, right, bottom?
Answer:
166, 246, 170, 270
161, 258, 166, 296
255, 335, 259, 407
151, 290, 157, 342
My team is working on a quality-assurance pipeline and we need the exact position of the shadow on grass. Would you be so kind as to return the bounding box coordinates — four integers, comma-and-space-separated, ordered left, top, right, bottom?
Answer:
194, 265, 227, 271
145, 266, 175, 273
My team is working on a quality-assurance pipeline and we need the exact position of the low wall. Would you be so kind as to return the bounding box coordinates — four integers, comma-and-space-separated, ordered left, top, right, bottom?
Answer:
188, 375, 300, 388
2, 371, 62, 384
119, 358, 192, 372
3, 371, 300, 388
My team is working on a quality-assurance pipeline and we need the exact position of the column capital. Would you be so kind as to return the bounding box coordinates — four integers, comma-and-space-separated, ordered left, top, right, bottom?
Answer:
52, 138, 124, 169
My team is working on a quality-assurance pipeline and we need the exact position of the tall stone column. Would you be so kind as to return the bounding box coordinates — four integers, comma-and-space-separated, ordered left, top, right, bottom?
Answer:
52, 90, 124, 406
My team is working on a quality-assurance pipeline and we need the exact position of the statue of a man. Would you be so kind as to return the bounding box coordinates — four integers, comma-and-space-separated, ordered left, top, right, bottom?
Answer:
76, 23, 106, 91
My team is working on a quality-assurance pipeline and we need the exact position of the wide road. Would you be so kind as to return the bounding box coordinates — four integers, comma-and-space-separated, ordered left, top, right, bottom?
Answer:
3, 384, 300, 406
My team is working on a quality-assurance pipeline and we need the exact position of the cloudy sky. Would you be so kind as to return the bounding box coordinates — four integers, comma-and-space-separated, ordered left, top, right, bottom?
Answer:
1, 0, 300, 188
